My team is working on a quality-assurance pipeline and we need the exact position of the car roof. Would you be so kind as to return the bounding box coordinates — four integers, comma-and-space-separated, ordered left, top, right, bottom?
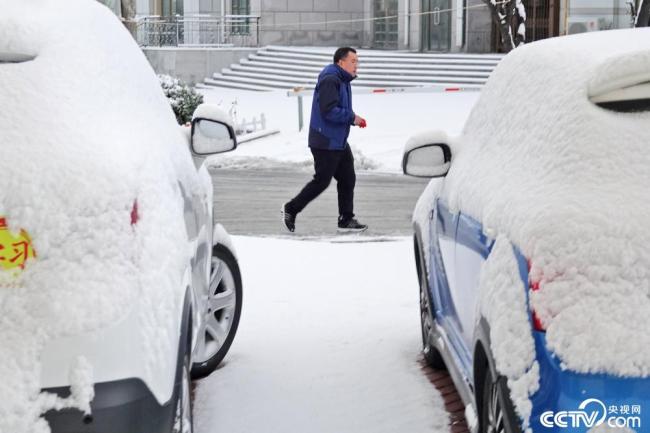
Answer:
444, 27, 650, 250
0, 0, 199, 224
472, 28, 650, 118
0, 0, 197, 207
0, 0, 182, 161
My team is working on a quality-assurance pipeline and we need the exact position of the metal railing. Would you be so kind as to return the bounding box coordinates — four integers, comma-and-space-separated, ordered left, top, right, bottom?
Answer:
136, 15, 261, 47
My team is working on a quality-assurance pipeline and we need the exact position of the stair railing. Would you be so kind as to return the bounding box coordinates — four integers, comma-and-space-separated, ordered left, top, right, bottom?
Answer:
136, 14, 261, 47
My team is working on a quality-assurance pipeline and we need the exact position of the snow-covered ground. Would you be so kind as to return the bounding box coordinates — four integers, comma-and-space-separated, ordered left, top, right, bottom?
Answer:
192, 87, 476, 432
200, 88, 478, 174
193, 236, 450, 433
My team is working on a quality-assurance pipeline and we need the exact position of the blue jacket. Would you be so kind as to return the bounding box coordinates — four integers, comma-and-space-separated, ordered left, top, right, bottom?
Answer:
308, 64, 356, 151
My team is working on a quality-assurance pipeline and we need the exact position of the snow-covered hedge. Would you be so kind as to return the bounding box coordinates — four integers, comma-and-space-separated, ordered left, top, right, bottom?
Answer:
158, 74, 204, 124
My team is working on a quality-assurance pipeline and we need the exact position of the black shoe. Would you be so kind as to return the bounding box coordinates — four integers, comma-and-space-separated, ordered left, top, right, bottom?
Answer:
337, 217, 368, 232
281, 203, 296, 233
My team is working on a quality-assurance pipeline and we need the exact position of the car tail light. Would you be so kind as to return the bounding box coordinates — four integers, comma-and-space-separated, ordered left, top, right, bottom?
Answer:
130, 200, 139, 226
527, 259, 546, 332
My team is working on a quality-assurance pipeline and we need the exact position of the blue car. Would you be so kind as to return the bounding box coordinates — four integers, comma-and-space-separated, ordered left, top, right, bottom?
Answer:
403, 29, 650, 433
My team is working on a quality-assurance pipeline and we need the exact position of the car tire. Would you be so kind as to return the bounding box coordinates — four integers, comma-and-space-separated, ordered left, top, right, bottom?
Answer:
480, 369, 518, 433
191, 244, 242, 379
418, 246, 446, 370
173, 353, 193, 433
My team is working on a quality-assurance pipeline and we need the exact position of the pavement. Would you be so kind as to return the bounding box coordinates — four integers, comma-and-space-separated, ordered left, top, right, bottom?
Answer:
210, 167, 430, 237
208, 166, 470, 433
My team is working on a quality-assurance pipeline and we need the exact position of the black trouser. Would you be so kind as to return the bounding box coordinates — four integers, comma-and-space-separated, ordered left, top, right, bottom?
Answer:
286, 145, 356, 220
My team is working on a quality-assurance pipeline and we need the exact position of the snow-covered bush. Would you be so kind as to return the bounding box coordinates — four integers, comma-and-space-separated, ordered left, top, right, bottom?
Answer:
158, 74, 204, 124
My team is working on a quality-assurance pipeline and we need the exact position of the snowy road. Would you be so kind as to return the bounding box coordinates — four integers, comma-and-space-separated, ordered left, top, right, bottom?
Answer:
210, 168, 430, 236
193, 236, 452, 433
201, 161, 467, 433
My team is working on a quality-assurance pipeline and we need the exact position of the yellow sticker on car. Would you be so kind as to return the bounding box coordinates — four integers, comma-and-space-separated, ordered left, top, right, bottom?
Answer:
0, 217, 36, 276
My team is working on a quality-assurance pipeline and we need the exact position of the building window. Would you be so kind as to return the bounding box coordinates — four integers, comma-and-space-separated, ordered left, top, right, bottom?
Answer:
232, 0, 250, 15
161, 0, 182, 17
566, 0, 633, 35
374, 0, 399, 49
232, 0, 251, 35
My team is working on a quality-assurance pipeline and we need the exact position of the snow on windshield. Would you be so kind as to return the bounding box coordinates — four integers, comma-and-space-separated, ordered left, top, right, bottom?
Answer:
443, 28, 650, 378
0, 1, 198, 431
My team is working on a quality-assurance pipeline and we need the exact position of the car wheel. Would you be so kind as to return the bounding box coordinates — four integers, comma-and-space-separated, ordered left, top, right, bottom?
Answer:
173, 354, 193, 433
418, 249, 446, 370
191, 244, 242, 379
481, 371, 513, 433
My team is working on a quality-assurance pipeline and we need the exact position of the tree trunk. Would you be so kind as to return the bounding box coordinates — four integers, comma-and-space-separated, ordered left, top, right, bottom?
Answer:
121, 0, 136, 19
484, 0, 526, 52
121, 0, 137, 38
636, 0, 650, 26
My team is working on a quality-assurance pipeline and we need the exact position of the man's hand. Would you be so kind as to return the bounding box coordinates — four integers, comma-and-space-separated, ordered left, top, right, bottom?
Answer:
354, 115, 367, 128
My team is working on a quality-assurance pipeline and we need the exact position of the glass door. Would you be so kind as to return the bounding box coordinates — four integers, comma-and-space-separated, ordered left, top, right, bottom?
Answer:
421, 0, 451, 51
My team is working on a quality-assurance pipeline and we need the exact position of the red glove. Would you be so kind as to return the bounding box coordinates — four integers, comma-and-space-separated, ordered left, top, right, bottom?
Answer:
359, 119, 367, 128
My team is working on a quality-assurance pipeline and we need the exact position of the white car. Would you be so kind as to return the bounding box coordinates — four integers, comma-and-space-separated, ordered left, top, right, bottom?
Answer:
0, 2, 241, 433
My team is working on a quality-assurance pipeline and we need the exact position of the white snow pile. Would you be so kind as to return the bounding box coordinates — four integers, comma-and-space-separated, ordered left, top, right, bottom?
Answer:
193, 236, 450, 433
0, 1, 197, 432
478, 236, 540, 431
200, 88, 478, 174
443, 28, 650, 377
206, 144, 377, 171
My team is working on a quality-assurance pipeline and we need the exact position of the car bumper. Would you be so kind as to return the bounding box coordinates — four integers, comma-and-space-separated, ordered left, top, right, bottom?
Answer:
44, 378, 175, 433
529, 332, 648, 432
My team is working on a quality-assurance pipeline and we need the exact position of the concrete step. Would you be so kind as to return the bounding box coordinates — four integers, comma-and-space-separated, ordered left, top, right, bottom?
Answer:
220, 69, 315, 85
204, 45, 500, 92
238, 59, 323, 73
240, 57, 493, 74
248, 53, 497, 70
248, 53, 328, 67
216, 70, 482, 89
224, 66, 487, 84
255, 49, 501, 66
204, 76, 480, 92
202, 78, 275, 91
264, 45, 504, 61
232, 62, 490, 79
210, 74, 309, 89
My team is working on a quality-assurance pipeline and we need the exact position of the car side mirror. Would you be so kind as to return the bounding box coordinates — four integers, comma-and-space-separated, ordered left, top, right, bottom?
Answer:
402, 131, 452, 178
191, 104, 237, 155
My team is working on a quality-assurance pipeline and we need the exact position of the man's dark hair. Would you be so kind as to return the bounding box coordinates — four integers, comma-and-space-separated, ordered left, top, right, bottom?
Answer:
333, 47, 357, 64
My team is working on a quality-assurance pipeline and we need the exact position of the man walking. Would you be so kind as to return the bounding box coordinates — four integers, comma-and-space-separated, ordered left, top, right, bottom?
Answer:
282, 47, 368, 233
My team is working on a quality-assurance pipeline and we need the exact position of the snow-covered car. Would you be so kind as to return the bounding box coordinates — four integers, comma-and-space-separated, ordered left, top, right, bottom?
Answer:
403, 29, 650, 433
0, 2, 242, 433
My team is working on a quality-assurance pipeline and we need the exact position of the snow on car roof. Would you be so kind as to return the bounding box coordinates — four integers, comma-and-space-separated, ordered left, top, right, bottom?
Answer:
443, 28, 650, 378
0, 1, 198, 431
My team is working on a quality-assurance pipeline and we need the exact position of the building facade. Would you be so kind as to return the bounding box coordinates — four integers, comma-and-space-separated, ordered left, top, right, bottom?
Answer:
106, 0, 638, 52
